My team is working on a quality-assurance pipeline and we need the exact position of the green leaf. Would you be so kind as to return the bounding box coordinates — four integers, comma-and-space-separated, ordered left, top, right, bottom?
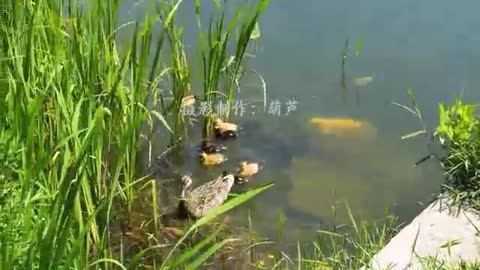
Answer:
401, 130, 426, 140
185, 239, 237, 270
161, 182, 274, 267
170, 228, 222, 268
317, 230, 344, 238
407, 87, 421, 117
438, 103, 448, 125
71, 97, 85, 135
250, 22, 261, 40
193, 182, 274, 229
345, 202, 358, 234
89, 258, 127, 270
164, 0, 183, 27
276, 209, 286, 240
439, 239, 461, 249
151, 110, 173, 134
392, 101, 418, 118
354, 35, 365, 56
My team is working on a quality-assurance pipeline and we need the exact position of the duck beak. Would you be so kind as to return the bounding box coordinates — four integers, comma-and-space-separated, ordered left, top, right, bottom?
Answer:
234, 175, 246, 185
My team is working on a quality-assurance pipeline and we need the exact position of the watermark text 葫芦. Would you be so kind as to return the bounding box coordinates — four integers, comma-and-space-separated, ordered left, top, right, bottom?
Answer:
179, 98, 299, 117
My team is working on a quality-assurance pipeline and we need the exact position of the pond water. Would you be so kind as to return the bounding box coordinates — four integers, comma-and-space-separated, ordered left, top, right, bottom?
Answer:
120, 0, 480, 248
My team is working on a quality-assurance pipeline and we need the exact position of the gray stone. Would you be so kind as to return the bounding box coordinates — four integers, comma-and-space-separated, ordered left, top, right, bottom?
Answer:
365, 197, 480, 270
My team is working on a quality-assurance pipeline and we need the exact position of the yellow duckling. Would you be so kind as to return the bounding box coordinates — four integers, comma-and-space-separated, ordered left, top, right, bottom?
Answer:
234, 161, 261, 184
212, 117, 238, 139
199, 151, 228, 167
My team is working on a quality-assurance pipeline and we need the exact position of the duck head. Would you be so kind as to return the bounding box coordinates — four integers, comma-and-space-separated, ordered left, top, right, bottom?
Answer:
181, 175, 193, 190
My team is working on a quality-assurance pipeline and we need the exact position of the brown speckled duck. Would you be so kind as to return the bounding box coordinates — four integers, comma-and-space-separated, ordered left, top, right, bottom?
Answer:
178, 172, 235, 218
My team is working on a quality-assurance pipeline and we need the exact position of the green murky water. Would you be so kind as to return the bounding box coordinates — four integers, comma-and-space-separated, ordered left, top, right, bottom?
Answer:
122, 0, 480, 246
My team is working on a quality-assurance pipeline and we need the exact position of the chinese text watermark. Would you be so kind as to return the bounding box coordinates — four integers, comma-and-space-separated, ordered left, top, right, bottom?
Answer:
179, 98, 299, 117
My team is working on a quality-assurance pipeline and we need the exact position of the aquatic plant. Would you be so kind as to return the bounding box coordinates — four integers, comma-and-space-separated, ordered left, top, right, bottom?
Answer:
435, 99, 480, 211
394, 88, 480, 211
261, 203, 398, 270
194, 0, 270, 137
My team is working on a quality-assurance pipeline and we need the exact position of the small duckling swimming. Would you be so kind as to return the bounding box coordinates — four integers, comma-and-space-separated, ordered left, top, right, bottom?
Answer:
234, 161, 261, 184
199, 151, 228, 166
213, 117, 238, 138
200, 140, 227, 154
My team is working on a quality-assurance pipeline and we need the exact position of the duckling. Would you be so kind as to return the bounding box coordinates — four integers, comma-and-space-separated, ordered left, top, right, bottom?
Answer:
213, 117, 238, 138
234, 161, 261, 184
200, 140, 227, 154
199, 151, 228, 166
181, 94, 197, 108
213, 117, 238, 132
216, 130, 237, 140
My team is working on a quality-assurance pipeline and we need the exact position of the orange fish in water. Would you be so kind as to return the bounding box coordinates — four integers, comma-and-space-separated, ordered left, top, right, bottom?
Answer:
308, 117, 377, 139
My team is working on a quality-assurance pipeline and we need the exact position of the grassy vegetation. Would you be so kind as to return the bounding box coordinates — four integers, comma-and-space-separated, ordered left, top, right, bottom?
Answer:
415, 256, 480, 270
398, 89, 480, 211
387, 89, 480, 269
282, 207, 398, 270
435, 98, 480, 211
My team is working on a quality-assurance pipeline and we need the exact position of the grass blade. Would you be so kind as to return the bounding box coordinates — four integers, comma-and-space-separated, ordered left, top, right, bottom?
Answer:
401, 130, 426, 140
162, 182, 274, 266
185, 239, 237, 270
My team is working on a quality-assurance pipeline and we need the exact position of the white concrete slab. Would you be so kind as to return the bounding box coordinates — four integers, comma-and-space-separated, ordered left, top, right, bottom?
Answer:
366, 198, 480, 270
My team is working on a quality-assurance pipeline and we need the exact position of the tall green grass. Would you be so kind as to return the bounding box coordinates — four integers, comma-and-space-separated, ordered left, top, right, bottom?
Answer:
154, 0, 269, 140
0, 0, 165, 267
0, 0, 273, 269
0, 2, 7, 119
193, 0, 270, 136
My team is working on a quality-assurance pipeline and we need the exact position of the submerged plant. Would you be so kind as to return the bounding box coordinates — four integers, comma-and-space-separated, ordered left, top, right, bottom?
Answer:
194, 0, 270, 137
